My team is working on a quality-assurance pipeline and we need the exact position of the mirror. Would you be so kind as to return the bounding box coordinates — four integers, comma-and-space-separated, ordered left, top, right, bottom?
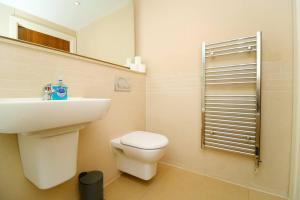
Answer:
0, 0, 134, 67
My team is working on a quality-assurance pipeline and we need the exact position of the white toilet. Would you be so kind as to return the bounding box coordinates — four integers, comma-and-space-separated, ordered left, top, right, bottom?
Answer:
111, 131, 169, 180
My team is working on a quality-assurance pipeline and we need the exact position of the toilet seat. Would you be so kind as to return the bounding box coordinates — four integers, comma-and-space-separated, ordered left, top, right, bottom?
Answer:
120, 131, 168, 150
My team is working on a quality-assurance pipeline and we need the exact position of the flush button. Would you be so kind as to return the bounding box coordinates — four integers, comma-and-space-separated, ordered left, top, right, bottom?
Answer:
115, 77, 131, 92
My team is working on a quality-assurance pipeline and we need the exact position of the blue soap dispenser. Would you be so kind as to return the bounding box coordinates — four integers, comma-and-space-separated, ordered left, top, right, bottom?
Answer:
51, 79, 68, 100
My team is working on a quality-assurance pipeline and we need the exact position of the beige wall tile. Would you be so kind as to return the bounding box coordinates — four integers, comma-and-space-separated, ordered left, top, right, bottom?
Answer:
135, 0, 293, 197
249, 190, 287, 200
0, 39, 146, 200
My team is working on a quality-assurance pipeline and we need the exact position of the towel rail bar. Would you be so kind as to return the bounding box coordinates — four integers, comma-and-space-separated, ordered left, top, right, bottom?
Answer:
206, 107, 256, 111
205, 98, 256, 102
206, 45, 256, 54
204, 130, 256, 139
205, 114, 256, 121
205, 94, 256, 97
206, 67, 257, 74
206, 72, 256, 78
205, 125, 256, 134
206, 35, 256, 47
205, 122, 256, 130
206, 81, 256, 85
206, 40, 256, 50
205, 118, 256, 125
205, 49, 256, 58
205, 110, 256, 116
205, 103, 256, 107
206, 63, 256, 70
205, 142, 255, 153
205, 145, 255, 156
206, 77, 256, 82
205, 138, 256, 148
205, 134, 256, 144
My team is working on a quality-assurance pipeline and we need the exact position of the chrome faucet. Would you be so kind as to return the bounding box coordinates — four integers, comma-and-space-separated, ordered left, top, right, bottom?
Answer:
43, 83, 53, 100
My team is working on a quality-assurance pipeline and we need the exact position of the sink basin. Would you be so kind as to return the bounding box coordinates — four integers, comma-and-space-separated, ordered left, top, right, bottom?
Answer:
0, 98, 111, 134
0, 97, 111, 189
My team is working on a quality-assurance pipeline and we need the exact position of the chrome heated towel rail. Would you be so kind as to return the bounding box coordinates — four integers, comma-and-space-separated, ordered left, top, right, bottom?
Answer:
201, 32, 262, 167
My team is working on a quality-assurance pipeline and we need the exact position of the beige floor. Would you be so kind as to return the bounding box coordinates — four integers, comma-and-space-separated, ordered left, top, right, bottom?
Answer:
104, 164, 286, 200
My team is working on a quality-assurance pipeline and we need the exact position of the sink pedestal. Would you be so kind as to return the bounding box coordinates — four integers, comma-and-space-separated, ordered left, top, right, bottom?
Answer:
18, 130, 80, 189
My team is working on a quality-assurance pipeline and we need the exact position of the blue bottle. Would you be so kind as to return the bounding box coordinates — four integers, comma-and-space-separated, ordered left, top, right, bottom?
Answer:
51, 79, 68, 100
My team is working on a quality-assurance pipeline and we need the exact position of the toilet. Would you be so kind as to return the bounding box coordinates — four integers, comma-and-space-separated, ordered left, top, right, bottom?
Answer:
111, 131, 169, 180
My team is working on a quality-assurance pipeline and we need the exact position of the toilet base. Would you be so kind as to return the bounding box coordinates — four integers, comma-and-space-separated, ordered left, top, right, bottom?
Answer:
116, 153, 157, 180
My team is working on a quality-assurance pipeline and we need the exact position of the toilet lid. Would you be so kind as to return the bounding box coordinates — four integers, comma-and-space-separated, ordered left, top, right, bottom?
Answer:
120, 131, 169, 150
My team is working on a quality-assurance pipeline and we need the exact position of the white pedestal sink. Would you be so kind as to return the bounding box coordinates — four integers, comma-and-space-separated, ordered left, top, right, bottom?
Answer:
0, 98, 111, 189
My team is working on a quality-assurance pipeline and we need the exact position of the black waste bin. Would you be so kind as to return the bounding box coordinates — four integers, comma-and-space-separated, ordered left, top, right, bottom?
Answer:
79, 171, 103, 200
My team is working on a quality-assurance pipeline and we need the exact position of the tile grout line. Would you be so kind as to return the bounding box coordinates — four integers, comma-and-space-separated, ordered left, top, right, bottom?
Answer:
159, 161, 288, 199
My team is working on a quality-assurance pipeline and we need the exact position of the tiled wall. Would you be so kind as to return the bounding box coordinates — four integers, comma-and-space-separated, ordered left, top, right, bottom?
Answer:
0, 39, 146, 200
135, 0, 293, 197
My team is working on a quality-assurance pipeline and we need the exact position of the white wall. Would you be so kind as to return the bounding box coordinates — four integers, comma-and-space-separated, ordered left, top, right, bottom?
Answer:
0, 3, 13, 37
0, 2, 76, 39
77, 2, 135, 66
290, 0, 300, 199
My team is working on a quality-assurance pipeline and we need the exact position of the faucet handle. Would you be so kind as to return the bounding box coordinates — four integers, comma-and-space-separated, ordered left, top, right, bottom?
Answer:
43, 83, 52, 100
44, 83, 52, 91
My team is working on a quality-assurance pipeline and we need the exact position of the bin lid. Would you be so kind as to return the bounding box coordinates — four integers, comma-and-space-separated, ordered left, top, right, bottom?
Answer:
79, 171, 103, 185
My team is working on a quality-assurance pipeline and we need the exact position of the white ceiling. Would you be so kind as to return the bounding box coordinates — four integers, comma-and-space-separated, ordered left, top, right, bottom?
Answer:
0, 0, 130, 30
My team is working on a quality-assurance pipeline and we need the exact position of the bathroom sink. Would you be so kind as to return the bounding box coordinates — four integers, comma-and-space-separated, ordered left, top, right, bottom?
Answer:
0, 98, 111, 134
0, 97, 111, 189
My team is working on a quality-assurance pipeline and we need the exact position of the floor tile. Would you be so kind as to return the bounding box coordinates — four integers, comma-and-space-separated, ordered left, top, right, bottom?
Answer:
104, 165, 170, 200
249, 190, 286, 200
105, 164, 284, 200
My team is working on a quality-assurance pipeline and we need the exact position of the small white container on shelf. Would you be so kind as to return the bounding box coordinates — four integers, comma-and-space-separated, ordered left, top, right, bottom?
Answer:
127, 56, 146, 73
134, 56, 142, 65
138, 64, 146, 73
129, 64, 137, 71
126, 58, 132, 67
